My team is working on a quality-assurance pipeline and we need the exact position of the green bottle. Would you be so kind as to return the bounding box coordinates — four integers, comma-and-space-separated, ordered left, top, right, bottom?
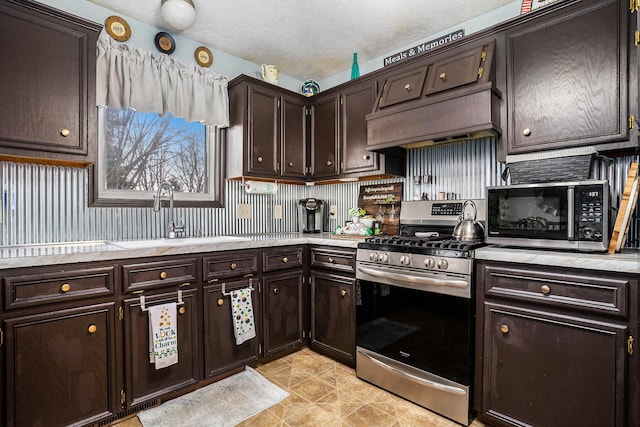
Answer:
351, 52, 360, 80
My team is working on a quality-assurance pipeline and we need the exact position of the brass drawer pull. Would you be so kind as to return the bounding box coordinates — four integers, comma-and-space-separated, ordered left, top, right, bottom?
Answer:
404, 83, 411, 92
179, 282, 191, 287
326, 160, 332, 166
540, 285, 551, 295
328, 257, 334, 263
500, 324, 509, 334
60, 283, 71, 293
439, 72, 447, 80
341, 289, 347, 297
179, 307, 186, 314
60, 128, 70, 137
88, 324, 97, 334
523, 128, 531, 136
282, 257, 288, 263
217, 298, 224, 306
160, 271, 167, 279
208, 278, 219, 283
257, 156, 263, 163
230, 262, 237, 270
273, 287, 278, 295
288, 162, 294, 167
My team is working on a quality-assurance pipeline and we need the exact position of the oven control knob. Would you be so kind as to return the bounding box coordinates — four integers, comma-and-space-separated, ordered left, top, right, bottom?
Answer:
369, 252, 379, 262
379, 253, 389, 263
400, 255, 411, 265
424, 257, 436, 268
436, 259, 449, 270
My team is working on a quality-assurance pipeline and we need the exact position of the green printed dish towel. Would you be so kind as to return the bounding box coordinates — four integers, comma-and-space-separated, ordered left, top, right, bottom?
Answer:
231, 288, 256, 345
148, 302, 178, 369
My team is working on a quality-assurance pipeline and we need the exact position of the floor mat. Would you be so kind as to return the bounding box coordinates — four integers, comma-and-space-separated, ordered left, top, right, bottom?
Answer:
137, 366, 289, 427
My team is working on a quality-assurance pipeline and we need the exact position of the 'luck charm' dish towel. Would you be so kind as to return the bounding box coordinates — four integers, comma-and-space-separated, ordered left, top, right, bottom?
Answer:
231, 287, 256, 345
148, 302, 178, 369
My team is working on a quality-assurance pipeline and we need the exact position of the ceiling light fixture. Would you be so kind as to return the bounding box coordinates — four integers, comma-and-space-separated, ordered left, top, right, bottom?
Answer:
161, 0, 196, 31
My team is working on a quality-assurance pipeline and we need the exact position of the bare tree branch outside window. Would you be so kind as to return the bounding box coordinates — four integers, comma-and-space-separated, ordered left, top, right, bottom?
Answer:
103, 106, 207, 193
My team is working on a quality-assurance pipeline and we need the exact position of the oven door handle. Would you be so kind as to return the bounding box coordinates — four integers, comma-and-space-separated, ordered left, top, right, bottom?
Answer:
359, 351, 466, 396
357, 266, 468, 288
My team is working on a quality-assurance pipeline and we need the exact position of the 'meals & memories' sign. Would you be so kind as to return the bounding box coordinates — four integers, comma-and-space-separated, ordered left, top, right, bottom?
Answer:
383, 29, 465, 67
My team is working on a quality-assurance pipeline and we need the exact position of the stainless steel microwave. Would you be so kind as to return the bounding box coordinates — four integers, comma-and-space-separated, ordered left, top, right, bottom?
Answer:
486, 180, 609, 251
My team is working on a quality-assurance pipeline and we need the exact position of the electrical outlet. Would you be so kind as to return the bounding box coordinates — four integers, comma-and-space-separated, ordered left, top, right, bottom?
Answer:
274, 204, 283, 220
237, 203, 252, 219
329, 204, 338, 219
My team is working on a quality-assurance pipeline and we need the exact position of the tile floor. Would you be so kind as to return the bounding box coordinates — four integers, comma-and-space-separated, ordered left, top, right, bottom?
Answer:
113, 348, 486, 427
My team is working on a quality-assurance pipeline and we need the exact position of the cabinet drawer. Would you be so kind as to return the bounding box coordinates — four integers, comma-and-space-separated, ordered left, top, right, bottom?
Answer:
424, 45, 485, 95
3, 265, 115, 310
310, 247, 355, 273
378, 67, 428, 108
122, 258, 197, 293
203, 251, 259, 282
483, 265, 630, 317
263, 246, 304, 272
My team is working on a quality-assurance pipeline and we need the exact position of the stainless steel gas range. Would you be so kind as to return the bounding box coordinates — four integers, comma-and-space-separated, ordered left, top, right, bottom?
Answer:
355, 199, 485, 426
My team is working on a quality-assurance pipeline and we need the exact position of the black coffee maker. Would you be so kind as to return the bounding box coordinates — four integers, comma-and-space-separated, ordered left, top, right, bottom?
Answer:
298, 198, 325, 233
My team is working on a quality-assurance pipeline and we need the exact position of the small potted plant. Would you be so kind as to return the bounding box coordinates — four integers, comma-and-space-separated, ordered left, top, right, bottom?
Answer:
348, 207, 366, 223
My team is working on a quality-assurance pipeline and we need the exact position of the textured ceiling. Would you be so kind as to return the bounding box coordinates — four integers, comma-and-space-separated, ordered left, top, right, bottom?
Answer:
87, 0, 514, 80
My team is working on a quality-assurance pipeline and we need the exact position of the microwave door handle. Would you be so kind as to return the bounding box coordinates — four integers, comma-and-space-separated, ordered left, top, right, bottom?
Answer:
567, 187, 575, 239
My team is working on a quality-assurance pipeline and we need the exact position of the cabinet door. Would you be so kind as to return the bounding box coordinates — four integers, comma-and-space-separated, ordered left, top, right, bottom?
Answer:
281, 95, 307, 179
5, 303, 118, 427
0, 1, 98, 161
310, 95, 340, 179
310, 271, 355, 364
247, 85, 279, 176
263, 269, 305, 357
377, 67, 428, 108
123, 289, 200, 407
203, 278, 260, 378
506, 0, 629, 154
482, 302, 627, 427
341, 81, 379, 175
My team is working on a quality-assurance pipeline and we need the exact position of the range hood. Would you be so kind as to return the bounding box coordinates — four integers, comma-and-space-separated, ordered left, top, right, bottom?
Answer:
366, 41, 501, 152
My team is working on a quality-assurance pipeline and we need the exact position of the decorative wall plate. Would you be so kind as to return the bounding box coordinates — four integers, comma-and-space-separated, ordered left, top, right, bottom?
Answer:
154, 32, 176, 54
105, 16, 131, 42
194, 46, 213, 67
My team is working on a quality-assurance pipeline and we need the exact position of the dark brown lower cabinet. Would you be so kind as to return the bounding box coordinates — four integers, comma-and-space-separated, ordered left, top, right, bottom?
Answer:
203, 278, 260, 378
482, 302, 627, 427
123, 289, 200, 408
4, 303, 119, 427
310, 270, 355, 365
262, 269, 305, 358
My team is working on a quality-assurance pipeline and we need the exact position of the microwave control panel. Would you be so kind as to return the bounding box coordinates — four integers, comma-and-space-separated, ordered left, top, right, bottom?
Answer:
576, 185, 605, 241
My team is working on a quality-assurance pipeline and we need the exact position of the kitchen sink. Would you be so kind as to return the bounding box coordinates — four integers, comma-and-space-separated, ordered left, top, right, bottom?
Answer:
109, 236, 252, 249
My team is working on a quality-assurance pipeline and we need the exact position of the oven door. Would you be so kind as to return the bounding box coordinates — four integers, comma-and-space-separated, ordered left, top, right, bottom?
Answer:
355, 276, 473, 386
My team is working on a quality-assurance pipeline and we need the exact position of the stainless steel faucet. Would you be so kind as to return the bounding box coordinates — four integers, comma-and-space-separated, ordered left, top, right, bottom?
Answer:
153, 181, 185, 238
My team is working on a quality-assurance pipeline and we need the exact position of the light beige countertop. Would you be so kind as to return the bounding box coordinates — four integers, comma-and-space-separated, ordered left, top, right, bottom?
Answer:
475, 245, 640, 274
0, 233, 360, 269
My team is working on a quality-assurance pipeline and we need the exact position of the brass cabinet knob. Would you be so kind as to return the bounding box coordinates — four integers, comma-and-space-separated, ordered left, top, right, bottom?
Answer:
288, 162, 294, 167
179, 307, 186, 314
328, 257, 334, 263
541, 285, 551, 295
160, 271, 167, 279
60, 283, 71, 293
341, 289, 347, 297
230, 262, 237, 270
257, 156, 263, 163
273, 287, 278, 295
326, 160, 333, 166
500, 324, 509, 334
60, 128, 70, 137
439, 72, 447, 80
523, 128, 531, 136
88, 324, 97, 334
404, 83, 412, 92
217, 298, 224, 306
282, 257, 288, 263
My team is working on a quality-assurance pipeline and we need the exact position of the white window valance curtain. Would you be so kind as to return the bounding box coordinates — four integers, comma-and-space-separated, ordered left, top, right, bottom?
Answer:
96, 33, 229, 127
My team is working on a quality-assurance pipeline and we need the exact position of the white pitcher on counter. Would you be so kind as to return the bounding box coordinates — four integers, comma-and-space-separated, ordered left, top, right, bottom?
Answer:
261, 64, 279, 85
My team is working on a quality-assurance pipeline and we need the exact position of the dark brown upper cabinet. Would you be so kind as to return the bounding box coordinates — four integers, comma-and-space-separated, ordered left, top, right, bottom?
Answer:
424, 47, 485, 95
227, 77, 307, 181
505, 0, 634, 155
310, 94, 341, 179
377, 67, 428, 108
0, 0, 101, 167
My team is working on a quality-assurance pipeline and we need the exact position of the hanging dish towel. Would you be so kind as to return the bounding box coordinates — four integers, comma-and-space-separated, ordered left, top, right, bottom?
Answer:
148, 302, 178, 369
231, 287, 256, 345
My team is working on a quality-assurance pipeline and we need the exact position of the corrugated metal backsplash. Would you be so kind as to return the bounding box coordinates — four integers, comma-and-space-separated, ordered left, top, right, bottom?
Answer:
1, 137, 638, 247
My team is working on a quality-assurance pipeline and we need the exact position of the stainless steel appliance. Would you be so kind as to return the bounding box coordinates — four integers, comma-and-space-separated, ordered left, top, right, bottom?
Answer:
486, 180, 609, 251
297, 198, 325, 233
355, 199, 485, 426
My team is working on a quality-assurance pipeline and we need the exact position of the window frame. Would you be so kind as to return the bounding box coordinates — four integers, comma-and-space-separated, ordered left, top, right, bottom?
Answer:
88, 106, 225, 208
